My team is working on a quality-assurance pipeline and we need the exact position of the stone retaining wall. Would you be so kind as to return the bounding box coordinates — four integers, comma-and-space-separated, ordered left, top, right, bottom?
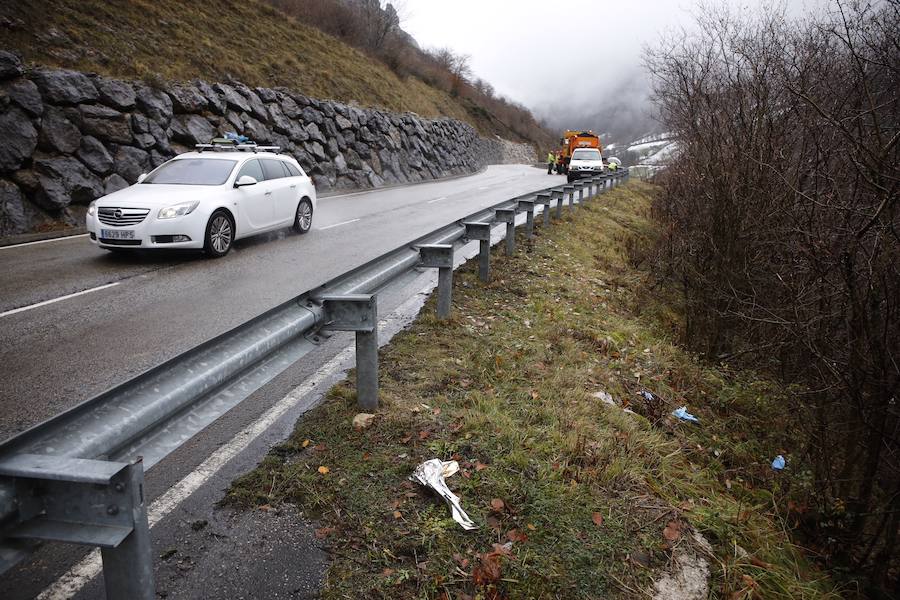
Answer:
0, 51, 536, 236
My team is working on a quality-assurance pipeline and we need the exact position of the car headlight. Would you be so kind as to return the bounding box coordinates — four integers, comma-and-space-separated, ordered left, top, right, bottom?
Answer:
87, 201, 96, 216
158, 201, 200, 219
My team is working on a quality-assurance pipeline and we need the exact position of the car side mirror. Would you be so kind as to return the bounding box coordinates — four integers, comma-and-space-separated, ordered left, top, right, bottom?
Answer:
137, 173, 147, 183
235, 175, 258, 188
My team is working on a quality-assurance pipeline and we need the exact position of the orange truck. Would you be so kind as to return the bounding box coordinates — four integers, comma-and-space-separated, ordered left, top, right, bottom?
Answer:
557, 130, 602, 174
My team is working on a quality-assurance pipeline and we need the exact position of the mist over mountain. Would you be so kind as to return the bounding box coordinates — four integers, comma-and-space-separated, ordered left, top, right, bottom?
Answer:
534, 73, 661, 150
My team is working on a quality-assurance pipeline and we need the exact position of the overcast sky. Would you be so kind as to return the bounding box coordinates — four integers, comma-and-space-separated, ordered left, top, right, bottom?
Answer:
402, 0, 834, 141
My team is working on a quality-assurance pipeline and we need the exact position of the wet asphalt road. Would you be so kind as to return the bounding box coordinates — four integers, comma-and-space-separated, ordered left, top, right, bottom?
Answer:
0, 164, 562, 599
0, 164, 553, 443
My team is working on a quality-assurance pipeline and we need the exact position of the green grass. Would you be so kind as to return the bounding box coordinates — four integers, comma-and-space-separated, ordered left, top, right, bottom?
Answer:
0, 0, 533, 143
225, 181, 843, 599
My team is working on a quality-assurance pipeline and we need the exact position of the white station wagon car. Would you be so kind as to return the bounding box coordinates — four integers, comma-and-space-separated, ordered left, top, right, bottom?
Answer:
86, 145, 316, 257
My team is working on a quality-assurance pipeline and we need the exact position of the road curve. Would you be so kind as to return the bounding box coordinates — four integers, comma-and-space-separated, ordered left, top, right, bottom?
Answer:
0, 164, 556, 442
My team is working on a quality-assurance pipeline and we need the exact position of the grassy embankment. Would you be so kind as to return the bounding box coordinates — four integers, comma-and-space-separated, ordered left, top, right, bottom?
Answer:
225, 181, 841, 599
0, 0, 534, 144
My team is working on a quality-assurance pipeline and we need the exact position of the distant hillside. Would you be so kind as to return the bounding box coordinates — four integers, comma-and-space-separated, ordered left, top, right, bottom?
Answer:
0, 0, 549, 148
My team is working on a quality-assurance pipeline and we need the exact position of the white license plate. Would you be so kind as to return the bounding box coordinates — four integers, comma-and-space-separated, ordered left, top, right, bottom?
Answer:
101, 229, 135, 240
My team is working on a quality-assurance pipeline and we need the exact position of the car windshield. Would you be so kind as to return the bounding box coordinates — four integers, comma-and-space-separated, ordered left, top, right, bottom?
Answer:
572, 149, 601, 161
143, 159, 238, 185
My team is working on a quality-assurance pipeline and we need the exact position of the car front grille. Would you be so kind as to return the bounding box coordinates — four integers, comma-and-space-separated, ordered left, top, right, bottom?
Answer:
98, 207, 151, 227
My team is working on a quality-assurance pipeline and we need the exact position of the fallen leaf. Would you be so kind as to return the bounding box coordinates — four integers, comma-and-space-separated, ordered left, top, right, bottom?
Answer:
506, 529, 528, 543
401, 434, 412, 444
490, 498, 505, 512
663, 520, 681, 542
317, 466, 330, 475
749, 556, 773, 569
314, 527, 335, 539
526, 523, 536, 531
418, 430, 431, 441
382, 568, 394, 577
301, 439, 311, 448
472, 554, 501, 585
393, 511, 402, 519
474, 461, 488, 471
432, 407, 441, 415
592, 512, 604, 527
258, 504, 271, 512
314, 443, 327, 452
741, 574, 758, 588
362, 452, 371, 460
486, 515, 501, 531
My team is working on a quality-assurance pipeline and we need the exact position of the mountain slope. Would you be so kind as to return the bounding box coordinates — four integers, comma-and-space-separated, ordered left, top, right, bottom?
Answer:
0, 0, 540, 145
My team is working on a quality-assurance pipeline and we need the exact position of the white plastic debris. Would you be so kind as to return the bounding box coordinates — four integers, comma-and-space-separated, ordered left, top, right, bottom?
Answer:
410, 459, 477, 530
673, 406, 700, 423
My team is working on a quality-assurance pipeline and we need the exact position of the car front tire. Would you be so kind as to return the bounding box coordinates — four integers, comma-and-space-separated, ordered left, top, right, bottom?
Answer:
204, 210, 234, 258
293, 198, 313, 234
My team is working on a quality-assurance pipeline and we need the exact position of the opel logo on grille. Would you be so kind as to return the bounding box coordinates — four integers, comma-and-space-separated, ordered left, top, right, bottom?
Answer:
114, 209, 123, 219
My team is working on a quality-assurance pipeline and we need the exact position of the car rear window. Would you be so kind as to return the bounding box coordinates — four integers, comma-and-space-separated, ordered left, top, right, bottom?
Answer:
143, 159, 237, 185
261, 159, 288, 180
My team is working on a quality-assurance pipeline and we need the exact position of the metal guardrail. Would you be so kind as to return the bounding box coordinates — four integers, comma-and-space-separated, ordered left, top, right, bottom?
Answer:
0, 169, 628, 598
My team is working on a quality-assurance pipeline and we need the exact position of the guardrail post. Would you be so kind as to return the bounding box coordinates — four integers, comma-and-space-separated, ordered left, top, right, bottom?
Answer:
322, 294, 378, 410
563, 185, 575, 212
553, 189, 564, 218
0, 455, 155, 600
102, 460, 154, 600
464, 221, 492, 282
517, 199, 536, 239
575, 182, 584, 209
418, 244, 454, 319
495, 208, 516, 255
536, 193, 552, 227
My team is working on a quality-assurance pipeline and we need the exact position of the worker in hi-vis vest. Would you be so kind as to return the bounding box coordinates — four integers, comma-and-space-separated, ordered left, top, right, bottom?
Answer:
547, 151, 556, 174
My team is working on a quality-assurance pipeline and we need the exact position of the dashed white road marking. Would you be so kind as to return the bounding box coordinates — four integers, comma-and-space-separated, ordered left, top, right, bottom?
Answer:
0, 282, 120, 319
319, 218, 361, 230
0, 233, 89, 251
427, 196, 448, 204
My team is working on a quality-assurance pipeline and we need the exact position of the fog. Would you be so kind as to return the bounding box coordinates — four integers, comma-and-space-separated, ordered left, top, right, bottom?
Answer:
402, 0, 834, 146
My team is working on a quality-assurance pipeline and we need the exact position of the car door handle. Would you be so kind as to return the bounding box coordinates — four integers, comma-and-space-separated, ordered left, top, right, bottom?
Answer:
289, 185, 297, 189
264, 191, 272, 196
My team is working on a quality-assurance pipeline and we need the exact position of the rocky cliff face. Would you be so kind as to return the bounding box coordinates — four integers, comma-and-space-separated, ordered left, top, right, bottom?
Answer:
0, 51, 535, 237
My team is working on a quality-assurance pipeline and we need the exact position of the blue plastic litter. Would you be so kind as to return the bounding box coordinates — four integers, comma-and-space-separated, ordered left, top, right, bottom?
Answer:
672, 406, 700, 423
224, 132, 250, 143
772, 455, 786, 470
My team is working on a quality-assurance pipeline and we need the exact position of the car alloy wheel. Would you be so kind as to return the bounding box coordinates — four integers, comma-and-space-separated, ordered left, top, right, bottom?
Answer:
205, 211, 233, 257
294, 199, 313, 234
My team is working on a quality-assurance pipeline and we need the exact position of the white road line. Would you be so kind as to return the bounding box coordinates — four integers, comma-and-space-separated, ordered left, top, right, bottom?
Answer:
0, 233, 89, 251
319, 218, 360, 230
426, 196, 448, 204
37, 343, 357, 600
0, 282, 120, 319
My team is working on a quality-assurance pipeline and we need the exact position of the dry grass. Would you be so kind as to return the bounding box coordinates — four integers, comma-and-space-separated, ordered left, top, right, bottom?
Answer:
225, 181, 843, 599
0, 0, 534, 141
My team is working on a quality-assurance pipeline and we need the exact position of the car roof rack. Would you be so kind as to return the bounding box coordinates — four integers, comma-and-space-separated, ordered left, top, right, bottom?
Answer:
196, 138, 281, 154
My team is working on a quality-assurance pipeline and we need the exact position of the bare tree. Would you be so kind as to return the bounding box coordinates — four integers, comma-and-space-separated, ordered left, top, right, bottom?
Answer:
646, 1, 899, 592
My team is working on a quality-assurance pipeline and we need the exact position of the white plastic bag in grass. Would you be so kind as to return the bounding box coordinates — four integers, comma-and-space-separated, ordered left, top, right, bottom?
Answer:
409, 459, 477, 530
